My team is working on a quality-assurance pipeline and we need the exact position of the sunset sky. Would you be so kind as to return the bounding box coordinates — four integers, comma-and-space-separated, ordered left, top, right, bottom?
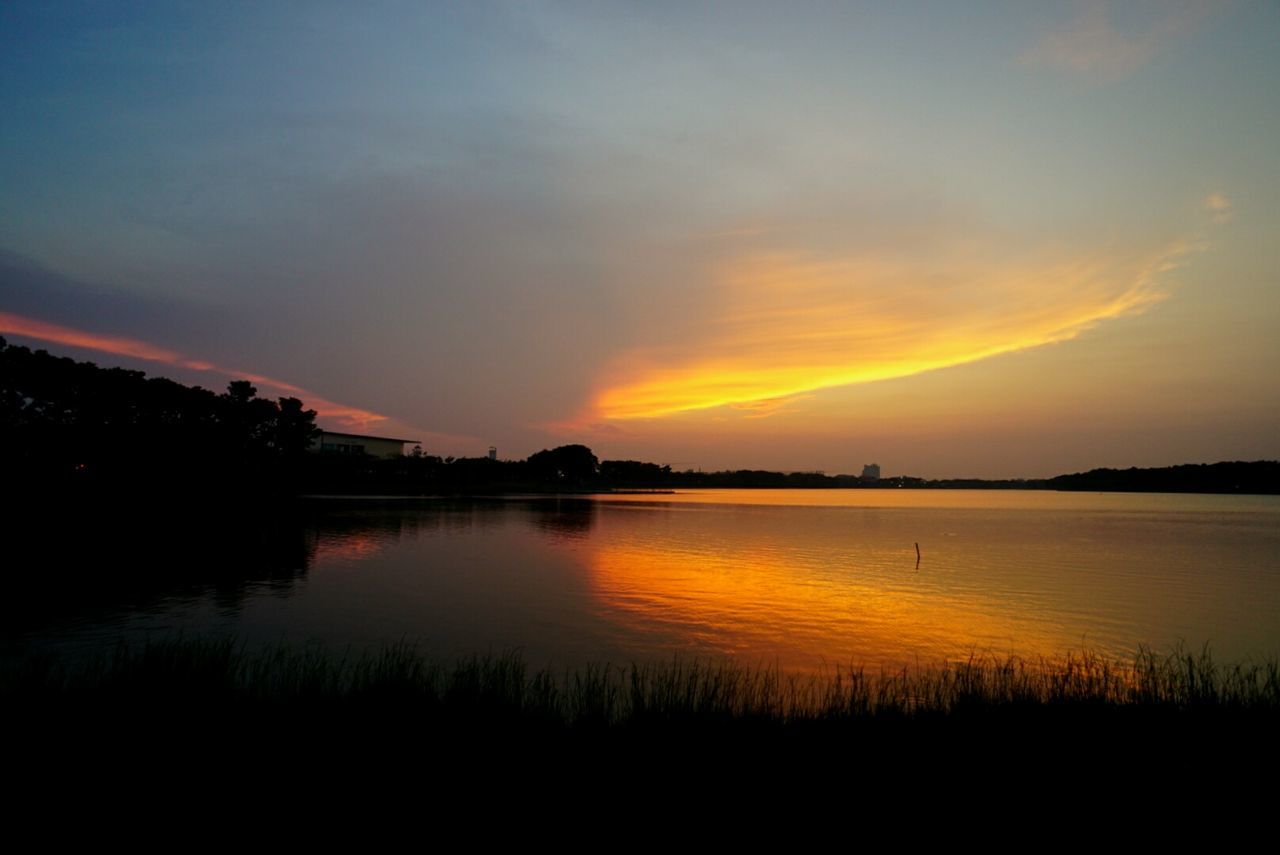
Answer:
3, 1, 1277, 477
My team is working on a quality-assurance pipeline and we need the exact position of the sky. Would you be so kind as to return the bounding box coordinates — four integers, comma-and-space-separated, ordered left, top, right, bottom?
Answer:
2, 1, 1277, 477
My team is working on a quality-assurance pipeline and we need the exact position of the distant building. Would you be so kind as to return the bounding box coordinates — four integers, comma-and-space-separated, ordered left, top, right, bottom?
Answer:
310, 430, 420, 459
488, 446, 497, 461
861, 463, 881, 481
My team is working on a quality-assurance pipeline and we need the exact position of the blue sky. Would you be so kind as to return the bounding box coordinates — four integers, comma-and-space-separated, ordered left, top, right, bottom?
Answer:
3, 1, 1277, 475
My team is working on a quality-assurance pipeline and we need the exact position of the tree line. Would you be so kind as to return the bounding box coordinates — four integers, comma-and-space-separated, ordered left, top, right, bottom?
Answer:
4, 338, 1275, 497
2, 336, 319, 496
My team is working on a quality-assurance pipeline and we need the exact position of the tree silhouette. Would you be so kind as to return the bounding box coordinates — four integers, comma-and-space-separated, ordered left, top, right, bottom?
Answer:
0, 338, 321, 494
527, 444, 599, 485
274, 396, 320, 457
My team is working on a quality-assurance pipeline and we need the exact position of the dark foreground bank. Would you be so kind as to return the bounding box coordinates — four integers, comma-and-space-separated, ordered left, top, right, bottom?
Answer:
8, 639, 1280, 816
11, 637, 1277, 715
8, 639, 1277, 744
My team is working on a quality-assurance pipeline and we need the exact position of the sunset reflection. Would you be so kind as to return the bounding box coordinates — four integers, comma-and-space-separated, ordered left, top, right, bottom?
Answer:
586, 531, 1084, 671
312, 532, 391, 565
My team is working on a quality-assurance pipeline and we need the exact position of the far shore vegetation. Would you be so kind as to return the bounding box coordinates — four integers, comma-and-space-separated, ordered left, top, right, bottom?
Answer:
4, 337, 1278, 497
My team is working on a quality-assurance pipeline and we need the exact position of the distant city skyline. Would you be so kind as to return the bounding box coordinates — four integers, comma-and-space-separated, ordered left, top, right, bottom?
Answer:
3, 2, 1277, 478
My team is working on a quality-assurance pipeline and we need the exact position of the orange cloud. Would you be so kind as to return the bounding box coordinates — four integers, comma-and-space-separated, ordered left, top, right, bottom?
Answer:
593, 240, 1198, 421
0, 310, 388, 430
728, 393, 814, 419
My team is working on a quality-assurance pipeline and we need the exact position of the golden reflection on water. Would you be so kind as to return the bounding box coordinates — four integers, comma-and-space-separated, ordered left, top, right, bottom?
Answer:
22, 491, 1279, 670
587, 532, 1083, 671
578, 490, 1280, 670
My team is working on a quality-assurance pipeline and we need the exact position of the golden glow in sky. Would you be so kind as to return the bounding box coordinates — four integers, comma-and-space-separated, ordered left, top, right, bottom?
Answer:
593, 241, 1195, 421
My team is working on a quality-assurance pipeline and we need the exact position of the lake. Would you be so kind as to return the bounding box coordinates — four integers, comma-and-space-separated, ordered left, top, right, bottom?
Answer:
7, 489, 1280, 671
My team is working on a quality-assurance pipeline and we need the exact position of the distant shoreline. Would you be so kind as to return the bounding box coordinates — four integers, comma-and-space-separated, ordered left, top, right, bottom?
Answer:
5, 341, 1276, 497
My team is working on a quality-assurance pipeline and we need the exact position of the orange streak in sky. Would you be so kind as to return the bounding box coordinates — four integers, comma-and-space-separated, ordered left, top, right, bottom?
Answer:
593, 241, 1198, 420
0, 310, 388, 429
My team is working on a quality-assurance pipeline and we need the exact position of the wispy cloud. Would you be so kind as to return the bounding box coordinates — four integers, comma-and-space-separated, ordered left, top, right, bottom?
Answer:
729, 393, 815, 419
592, 239, 1200, 421
1020, 1, 1216, 80
1206, 192, 1233, 224
0, 310, 388, 429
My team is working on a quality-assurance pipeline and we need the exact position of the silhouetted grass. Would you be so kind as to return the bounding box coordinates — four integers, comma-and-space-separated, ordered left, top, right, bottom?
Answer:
9, 639, 1280, 798
5, 640, 1277, 730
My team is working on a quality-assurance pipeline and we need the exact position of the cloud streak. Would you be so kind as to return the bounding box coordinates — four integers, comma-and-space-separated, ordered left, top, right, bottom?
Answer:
0, 310, 388, 429
1019, 0, 1215, 79
593, 240, 1199, 421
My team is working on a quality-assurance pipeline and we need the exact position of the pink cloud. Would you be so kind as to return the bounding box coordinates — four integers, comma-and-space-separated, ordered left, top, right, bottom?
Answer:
0, 310, 388, 430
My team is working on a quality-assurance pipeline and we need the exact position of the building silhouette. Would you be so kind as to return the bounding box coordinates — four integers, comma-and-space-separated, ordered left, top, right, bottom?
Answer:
311, 431, 420, 458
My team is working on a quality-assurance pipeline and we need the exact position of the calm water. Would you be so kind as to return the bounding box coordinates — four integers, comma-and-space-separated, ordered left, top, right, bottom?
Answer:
8, 489, 1280, 670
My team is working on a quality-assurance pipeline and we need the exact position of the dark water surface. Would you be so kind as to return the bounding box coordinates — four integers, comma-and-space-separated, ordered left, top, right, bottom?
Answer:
7, 490, 1279, 670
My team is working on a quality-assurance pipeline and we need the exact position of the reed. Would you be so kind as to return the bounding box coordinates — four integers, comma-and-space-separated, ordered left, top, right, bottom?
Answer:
5, 639, 1277, 729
